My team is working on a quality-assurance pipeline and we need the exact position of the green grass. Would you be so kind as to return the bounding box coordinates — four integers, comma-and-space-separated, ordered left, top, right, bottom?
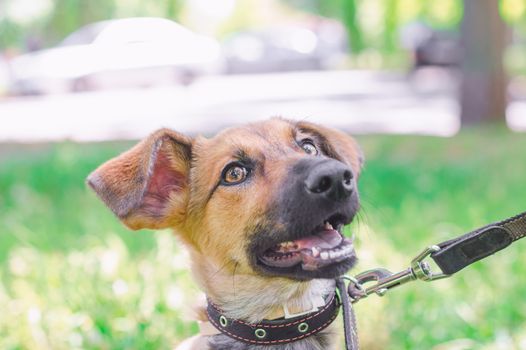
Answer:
1, 128, 526, 349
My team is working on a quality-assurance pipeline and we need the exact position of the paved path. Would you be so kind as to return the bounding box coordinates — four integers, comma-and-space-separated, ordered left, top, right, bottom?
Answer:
0, 70, 461, 142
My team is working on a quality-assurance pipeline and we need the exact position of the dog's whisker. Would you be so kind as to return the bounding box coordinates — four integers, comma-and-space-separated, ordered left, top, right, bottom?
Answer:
359, 195, 382, 212
355, 211, 372, 238
207, 260, 235, 282
356, 210, 369, 226
232, 262, 239, 298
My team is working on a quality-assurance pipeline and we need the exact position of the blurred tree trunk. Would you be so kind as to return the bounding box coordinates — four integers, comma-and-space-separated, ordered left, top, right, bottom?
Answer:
342, 0, 363, 53
460, 0, 507, 125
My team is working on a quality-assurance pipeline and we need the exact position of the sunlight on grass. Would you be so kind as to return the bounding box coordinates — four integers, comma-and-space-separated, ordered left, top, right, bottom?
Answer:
1, 128, 526, 349
1, 232, 199, 350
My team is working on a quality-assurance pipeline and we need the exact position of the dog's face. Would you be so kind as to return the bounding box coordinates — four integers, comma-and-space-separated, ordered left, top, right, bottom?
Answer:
88, 119, 363, 281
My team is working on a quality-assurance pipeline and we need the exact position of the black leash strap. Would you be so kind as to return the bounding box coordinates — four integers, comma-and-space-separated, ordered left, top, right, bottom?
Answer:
431, 211, 526, 275
336, 278, 359, 350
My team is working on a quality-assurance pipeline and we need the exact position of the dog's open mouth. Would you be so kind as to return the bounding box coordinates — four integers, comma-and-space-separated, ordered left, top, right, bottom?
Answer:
258, 217, 354, 271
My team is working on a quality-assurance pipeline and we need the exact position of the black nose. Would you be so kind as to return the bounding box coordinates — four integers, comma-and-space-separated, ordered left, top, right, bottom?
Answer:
305, 161, 354, 201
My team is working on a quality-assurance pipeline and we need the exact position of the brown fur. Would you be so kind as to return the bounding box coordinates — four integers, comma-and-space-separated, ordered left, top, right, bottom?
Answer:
87, 118, 363, 350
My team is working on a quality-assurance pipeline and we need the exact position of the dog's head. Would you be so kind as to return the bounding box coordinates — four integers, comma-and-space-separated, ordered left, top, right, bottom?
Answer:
88, 118, 363, 281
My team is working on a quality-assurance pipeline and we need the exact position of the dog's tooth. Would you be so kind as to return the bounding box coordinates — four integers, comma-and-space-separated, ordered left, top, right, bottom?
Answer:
311, 247, 320, 257
328, 251, 336, 259
279, 242, 290, 250
324, 222, 334, 230
320, 251, 329, 260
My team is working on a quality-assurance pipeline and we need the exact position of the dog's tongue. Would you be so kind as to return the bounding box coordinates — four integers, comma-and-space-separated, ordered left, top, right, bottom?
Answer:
294, 229, 342, 250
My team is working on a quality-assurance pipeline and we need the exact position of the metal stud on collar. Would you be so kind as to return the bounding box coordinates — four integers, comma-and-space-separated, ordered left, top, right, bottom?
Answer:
298, 322, 309, 333
254, 328, 267, 339
219, 315, 228, 327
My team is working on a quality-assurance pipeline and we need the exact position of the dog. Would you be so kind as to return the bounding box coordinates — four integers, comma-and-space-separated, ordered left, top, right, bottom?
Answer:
87, 118, 363, 350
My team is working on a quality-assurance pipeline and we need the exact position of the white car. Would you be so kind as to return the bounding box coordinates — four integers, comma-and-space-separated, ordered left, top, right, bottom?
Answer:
9, 17, 222, 94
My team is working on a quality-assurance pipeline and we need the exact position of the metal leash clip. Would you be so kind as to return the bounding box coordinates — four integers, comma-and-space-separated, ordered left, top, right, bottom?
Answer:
346, 245, 450, 303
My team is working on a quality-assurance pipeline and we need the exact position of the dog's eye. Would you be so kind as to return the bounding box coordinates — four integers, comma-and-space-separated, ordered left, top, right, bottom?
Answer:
301, 140, 318, 156
222, 163, 249, 185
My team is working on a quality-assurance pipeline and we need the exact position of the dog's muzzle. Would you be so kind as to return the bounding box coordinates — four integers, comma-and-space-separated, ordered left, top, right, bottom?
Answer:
251, 157, 360, 279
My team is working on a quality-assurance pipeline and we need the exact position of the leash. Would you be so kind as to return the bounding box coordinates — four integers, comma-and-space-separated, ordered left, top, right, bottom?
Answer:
337, 210, 526, 350
336, 278, 359, 350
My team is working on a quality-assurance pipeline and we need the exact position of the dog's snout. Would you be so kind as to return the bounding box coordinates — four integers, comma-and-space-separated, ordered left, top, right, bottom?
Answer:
305, 162, 354, 201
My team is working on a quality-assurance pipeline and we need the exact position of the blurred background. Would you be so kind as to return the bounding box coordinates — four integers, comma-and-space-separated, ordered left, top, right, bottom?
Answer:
1, 0, 526, 349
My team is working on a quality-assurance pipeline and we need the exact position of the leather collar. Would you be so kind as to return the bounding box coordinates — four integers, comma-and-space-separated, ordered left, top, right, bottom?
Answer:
206, 292, 340, 346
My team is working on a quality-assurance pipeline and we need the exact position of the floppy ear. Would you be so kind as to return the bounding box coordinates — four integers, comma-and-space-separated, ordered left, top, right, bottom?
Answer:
297, 121, 364, 176
87, 129, 192, 230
